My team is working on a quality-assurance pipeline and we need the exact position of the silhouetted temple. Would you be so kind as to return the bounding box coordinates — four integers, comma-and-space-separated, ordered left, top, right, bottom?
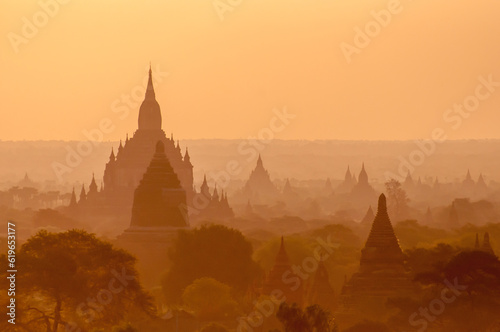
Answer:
307, 261, 336, 311
340, 194, 414, 323
68, 65, 194, 222
461, 169, 475, 196
403, 171, 415, 194
263, 237, 304, 305
336, 165, 356, 193
360, 205, 374, 225
18, 172, 37, 188
194, 175, 234, 220
282, 178, 301, 205
103, 66, 193, 197
475, 232, 495, 256
129, 141, 188, 228
350, 163, 377, 207
242, 155, 279, 203
117, 141, 189, 287
323, 177, 334, 194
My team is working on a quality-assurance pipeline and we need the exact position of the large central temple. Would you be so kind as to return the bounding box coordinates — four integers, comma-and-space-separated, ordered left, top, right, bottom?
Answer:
70, 66, 195, 223
103, 66, 194, 199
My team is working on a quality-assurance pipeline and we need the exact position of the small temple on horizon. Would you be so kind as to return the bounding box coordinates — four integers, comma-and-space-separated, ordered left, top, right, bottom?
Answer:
336, 165, 357, 194
240, 155, 279, 204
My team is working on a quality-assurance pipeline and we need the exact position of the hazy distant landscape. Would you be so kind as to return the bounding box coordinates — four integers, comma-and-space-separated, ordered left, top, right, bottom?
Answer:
3, 139, 500, 190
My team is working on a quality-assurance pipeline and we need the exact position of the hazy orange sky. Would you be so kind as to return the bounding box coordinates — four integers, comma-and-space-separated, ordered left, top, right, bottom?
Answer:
1, 0, 499, 141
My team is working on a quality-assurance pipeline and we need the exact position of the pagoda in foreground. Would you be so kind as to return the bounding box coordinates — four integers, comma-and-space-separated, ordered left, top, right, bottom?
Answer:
339, 194, 415, 325
117, 140, 189, 287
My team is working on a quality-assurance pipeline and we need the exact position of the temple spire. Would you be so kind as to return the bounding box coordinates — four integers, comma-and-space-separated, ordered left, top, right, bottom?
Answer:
358, 163, 368, 185
345, 165, 352, 180
138, 64, 162, 131
69, 187, 77, 207
109, 148, 115, 162
79, 184, 87, 203
89, 173, 98, 193
361, 194, 404, 269
184, 148, 192, 166
200, 174, 210, 198
146, 63, 155, 99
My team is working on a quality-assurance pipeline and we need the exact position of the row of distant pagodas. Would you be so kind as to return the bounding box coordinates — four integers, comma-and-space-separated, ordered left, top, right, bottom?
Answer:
67, 152, 492, 221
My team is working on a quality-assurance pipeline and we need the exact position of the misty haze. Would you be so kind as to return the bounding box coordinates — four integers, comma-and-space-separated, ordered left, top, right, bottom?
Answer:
1, 1, 500, 332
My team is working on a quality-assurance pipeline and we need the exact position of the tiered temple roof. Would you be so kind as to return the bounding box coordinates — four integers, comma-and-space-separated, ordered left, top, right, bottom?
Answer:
129, 141, 188, 228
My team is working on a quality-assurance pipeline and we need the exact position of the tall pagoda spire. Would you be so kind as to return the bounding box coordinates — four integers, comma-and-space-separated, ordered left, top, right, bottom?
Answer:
89, 173, 98, 194
117, 140, 123, 156
345, 165, 352, 181
69, 187, 77, 207
358, 163, 368, 185
79, 184, 87, 203
263, 237, 303, 304
256, 154, 264, 170
138, 64, 162, 131
109, 148, 116, 162
200, 174, 210, 198
184, 148, 192, 165
360, 194, 404, 271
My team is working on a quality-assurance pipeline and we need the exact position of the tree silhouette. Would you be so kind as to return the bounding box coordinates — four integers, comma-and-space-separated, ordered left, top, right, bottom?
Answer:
162, 225, 261, 303
0, 229, 154, 331
182, 277, 239, 320
411, 250, 500, 331
385, 179, 409, 221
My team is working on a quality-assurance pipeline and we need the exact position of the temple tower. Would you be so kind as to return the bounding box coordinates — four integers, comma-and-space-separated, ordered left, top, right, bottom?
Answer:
130, 141, 188, 228
242, 155, 279, 203
339, 194, 415, 324
263, 237, 304, 305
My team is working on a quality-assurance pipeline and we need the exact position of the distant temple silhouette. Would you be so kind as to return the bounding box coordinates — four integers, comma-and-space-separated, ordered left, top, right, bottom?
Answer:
475, 232, 495, 256
307, 261, 336, 311
336, 165, 356, 193
241, 155, 279, 203
195, 175, 234, 220
348, 163, 377, 208
360, 205, 374, 225
262, 237, 304, 305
